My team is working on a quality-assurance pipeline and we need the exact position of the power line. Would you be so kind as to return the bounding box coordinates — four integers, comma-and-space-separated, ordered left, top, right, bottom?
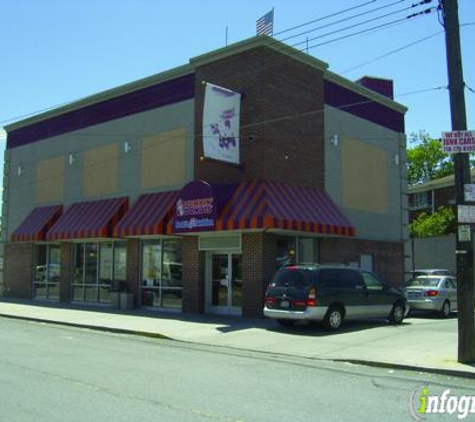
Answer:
0, 7, 440, 130
340, 30, 444, 74
307, 8, 436, 50
291, 3, 433, 49
465, 83, 475, 95
273, 0, 379, 36
279, 0, 407, 43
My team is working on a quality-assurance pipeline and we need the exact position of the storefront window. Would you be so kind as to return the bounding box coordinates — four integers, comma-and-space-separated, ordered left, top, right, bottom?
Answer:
275, 236, 319, 267
276, 236, 296, 268
141, 239, 182, 309
72, 242, 126, 304
298, 237, 318, 263
33, 244, 61, 300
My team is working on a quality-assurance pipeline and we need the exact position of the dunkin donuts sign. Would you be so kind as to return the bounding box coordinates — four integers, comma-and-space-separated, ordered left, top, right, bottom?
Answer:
173, 181, 217, 232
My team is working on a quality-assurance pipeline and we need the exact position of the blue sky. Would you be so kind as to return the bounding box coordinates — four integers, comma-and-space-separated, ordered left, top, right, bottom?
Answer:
0, 0, 474, 153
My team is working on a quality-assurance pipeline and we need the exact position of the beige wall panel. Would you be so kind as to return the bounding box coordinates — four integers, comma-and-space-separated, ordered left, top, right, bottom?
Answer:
36, 156, 65, 204
141, 127, 187, 190
342, 138, 388, 214
83, 144, 118, 197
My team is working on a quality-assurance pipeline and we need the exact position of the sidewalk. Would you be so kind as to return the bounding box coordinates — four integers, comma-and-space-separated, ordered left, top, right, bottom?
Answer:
1, 299, 474, 379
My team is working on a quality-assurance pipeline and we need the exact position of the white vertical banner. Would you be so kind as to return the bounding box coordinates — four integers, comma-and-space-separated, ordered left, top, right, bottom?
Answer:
202, 82, 241, 164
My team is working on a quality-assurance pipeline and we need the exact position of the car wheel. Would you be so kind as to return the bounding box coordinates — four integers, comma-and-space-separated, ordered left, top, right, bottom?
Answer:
389, 301, 405, 324
323, 306, 344, 331
277, 319, 295, 327
440, 300, 451, 318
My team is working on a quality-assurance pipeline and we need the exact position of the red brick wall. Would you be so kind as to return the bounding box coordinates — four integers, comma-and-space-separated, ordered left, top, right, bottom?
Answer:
182, 236, 205, 313
194, 47, 325, 189
319, 238, 404, 286
59, 243, 72, 303
242, 232, 277, 318
126, 238, 140, 307
3, 243, 34, 299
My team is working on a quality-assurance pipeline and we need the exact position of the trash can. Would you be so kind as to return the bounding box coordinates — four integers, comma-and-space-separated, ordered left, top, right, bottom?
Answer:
120, 292, 134, 310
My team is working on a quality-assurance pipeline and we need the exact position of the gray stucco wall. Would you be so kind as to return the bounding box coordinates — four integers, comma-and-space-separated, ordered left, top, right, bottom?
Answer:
3, 99, 194, 239
325, 105, 407, 242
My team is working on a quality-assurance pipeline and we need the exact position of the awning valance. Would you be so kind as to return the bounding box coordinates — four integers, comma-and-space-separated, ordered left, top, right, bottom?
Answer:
167, 180, 355, 236
11, 205, 63, 242
46, 197, 128, 240
216, 180, 355, 236
114, 191, 179, 237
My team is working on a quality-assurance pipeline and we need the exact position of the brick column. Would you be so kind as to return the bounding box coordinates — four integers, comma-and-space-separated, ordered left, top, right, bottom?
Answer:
3, 242, 34, 299
242, 232, 277, 318
59, 243, 73, 303
126, 238, 141, 307
182, 236, 205, 313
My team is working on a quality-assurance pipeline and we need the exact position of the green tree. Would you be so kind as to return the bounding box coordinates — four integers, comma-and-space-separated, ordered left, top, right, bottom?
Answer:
407, 131, 453, 185
409, 206, 456, 237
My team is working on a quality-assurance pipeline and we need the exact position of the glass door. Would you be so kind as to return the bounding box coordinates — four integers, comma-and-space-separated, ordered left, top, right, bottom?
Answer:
208, 252, 242, 315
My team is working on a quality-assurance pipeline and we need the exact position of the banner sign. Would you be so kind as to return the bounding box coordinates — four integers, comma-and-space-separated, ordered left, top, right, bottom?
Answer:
173, 180, 217, 233
202, 83, 241, 164
442, 130, 475, 153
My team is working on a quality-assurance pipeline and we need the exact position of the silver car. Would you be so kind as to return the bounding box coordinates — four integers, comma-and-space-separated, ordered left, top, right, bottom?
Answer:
406, 275, 457, 318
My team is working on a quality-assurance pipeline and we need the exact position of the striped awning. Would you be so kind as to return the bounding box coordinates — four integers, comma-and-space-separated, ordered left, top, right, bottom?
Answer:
46, 197, 129, 240
114, 190, 179, 237
215, 180, 355, 236
11, 205, 63, 242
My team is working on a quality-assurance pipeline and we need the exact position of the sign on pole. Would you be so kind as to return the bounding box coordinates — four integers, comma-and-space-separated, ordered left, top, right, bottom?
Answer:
458, 205, 475, 223
464, 184, 475, 202
442, 130, 475, 153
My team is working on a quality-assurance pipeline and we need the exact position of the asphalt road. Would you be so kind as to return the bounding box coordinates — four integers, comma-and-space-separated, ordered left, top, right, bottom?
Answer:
0, 317, 473, 422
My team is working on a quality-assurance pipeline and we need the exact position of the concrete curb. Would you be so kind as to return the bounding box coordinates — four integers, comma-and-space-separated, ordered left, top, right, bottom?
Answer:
3, 312, 475, 380
0, 313, 172, 341
331, 359, 475, 381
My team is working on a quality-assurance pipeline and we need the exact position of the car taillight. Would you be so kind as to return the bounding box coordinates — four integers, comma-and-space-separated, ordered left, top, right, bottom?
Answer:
292, 299, 306, 306
265, 297, 276, 306
306, 287, 317, 307
424, 290, 439, 297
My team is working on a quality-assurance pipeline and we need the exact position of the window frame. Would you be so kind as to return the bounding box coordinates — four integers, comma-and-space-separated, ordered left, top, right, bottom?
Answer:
140, 238, 183, 310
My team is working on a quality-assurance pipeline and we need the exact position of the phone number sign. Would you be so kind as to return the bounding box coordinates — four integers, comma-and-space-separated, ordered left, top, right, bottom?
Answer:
442, 131, 475, 153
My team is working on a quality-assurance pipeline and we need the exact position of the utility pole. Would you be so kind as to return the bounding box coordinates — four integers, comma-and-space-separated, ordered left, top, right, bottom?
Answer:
441, 0, 474, 363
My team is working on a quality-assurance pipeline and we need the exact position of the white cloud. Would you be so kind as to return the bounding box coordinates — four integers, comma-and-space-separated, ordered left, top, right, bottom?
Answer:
0, 128, 6, 141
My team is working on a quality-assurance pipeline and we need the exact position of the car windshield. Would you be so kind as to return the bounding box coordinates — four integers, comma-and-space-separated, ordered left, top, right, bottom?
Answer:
270, 268, 313, 287
408, 277, 442, 287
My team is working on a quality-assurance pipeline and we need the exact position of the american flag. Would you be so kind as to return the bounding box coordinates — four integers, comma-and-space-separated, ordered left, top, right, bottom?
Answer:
256, 9, 274, 36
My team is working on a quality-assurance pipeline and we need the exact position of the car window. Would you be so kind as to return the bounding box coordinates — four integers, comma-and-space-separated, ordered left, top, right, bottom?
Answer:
408, 277, 442, 287
362, 272, 383, 291
447, 279, 456, 289
270, 268, 314, 287
319, 269, 364, 289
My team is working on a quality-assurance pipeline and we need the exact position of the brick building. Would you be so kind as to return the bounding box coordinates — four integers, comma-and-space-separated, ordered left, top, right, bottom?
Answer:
408, 169, 475, 223
2, 36, 407, 317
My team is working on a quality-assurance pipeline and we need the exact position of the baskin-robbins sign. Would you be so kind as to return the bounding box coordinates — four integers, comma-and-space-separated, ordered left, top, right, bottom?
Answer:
173, 180, 217, 233
202, 82, 241, 165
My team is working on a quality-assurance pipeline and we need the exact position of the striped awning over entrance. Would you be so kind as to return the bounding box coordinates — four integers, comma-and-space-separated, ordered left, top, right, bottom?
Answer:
114, 190, 179, 237
11, 205, 63, 242
46, 197, 129, 240
215, 180, 355, 236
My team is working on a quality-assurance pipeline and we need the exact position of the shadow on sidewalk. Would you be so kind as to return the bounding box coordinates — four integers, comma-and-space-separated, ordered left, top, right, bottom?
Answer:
0, 297, 271, 334
265, 319, 413, 337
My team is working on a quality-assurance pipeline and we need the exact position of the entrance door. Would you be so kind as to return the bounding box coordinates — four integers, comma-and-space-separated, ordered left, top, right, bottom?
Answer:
207, 253, 242, 315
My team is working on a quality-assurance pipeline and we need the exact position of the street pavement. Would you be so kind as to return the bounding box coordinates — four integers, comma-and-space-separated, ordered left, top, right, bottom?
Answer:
1, 299, 474, 378
4, 317, 472, 422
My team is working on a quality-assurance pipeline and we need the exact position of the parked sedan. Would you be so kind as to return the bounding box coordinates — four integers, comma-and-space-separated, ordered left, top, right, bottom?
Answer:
406, 275, 457, 318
